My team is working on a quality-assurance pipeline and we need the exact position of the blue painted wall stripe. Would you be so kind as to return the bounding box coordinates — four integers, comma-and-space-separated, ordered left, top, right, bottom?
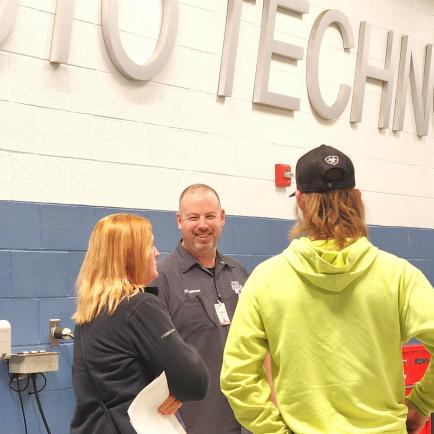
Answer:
0, 199, 433, 434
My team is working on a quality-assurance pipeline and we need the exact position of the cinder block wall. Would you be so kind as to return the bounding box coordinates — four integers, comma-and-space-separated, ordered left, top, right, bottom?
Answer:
0, 200, 433, 434
0, 200, 291, 434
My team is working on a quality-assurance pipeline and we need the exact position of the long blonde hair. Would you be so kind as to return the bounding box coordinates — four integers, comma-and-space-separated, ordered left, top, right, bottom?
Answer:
291, 189, 368, 249
73, 213, 154, 325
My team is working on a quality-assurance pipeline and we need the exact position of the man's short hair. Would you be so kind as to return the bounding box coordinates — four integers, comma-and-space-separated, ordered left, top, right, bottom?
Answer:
179, 184, 221, 210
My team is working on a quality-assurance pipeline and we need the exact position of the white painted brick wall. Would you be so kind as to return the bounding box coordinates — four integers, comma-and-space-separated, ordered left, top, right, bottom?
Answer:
0, 0, 432, 229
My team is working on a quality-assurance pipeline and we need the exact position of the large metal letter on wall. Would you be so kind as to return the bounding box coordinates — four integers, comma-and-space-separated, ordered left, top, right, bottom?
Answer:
50, 0, 75, 64
253, 0, 309, 111
218, 0, 252, 97
0, 0, 19, 45
351, 22, 397, 128
393, 37, 433, 137
101, 0, 178, 81
306, 9, 354, 120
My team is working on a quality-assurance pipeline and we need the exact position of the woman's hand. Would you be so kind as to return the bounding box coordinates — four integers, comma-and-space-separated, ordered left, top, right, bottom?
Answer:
158, 394, 182, 415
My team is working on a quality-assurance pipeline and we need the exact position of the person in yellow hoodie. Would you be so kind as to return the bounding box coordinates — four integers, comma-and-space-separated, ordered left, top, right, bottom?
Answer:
221, 144, 434, 434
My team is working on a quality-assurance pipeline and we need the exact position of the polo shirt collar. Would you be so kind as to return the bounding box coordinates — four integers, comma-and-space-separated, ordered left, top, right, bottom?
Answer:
175, 241, 235, 273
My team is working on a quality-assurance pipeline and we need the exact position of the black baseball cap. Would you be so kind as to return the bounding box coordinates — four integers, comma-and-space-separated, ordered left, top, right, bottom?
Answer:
290, 145, 355, 196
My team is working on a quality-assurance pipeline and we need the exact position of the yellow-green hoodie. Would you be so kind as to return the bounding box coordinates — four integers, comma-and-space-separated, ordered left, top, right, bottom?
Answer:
221, 237, 434, 434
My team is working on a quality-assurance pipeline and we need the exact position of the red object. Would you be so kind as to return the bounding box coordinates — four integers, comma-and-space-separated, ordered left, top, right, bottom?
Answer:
402, 345, 431, 433
275, 164, 292, 187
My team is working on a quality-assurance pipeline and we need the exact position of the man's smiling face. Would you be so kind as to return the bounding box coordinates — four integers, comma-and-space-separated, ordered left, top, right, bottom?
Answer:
177, 189, 225, 262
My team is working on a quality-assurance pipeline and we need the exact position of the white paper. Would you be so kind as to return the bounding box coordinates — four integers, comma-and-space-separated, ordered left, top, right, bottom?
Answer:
128, 372, 186, 434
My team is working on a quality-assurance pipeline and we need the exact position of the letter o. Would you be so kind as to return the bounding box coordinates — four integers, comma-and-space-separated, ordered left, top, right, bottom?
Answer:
0, 0, 19, 45
101, 0, 178, 81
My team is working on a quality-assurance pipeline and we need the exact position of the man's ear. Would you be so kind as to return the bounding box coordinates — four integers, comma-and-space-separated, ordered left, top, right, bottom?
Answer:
220, 208, 225, 226
176, 212, 182, 230
295, 191, 305, 209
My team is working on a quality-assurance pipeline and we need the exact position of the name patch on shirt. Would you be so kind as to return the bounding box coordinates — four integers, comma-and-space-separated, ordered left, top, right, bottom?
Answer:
184, 288, 201, 294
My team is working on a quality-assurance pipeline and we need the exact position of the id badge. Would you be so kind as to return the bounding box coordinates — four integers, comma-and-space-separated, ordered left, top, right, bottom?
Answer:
214, 302, 231, 325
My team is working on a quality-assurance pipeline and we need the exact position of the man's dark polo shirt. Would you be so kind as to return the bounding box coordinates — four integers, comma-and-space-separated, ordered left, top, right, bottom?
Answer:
153, 243, 249, 434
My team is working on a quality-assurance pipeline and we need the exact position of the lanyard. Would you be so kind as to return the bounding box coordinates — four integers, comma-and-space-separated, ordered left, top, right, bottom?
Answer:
200, 264, 223, 302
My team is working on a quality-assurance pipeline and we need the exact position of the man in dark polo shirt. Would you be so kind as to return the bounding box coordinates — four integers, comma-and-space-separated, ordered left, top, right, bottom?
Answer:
152, 184, 249, 434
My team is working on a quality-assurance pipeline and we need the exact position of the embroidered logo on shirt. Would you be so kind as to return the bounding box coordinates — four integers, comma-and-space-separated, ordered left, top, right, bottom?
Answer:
184, 289, 201, 294
161, 328, 175, 339
231, 281, 243, 295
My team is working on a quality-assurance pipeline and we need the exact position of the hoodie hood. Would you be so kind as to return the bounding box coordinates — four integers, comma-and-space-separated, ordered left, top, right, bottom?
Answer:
285, 237, 378, 292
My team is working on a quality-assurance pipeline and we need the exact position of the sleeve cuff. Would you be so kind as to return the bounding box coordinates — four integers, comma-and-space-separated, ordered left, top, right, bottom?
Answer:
407, 386, 432, 417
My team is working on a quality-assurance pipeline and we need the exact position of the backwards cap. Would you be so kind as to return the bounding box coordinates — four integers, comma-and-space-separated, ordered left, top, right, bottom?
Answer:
291, 145, 355, 195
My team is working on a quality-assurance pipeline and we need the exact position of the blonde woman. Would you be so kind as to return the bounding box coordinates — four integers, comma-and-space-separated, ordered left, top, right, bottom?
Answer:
70, 214, 208, 434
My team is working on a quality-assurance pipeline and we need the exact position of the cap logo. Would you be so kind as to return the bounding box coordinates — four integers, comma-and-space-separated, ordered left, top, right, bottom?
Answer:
325, 155, 339, 165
